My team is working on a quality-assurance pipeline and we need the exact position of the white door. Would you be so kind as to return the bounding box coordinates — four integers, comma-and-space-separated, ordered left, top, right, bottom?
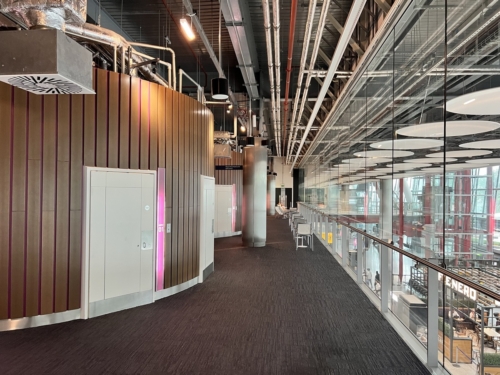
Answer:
82, 168, 156, 319
199, 176, 215, 282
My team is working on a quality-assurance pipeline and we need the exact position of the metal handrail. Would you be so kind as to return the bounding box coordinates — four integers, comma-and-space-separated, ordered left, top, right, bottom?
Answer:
298, 202, 500, 303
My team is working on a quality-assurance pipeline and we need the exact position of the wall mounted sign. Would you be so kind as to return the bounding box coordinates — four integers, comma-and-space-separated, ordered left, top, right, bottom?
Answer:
438, 273, 477, 301
215, 165, 243, 170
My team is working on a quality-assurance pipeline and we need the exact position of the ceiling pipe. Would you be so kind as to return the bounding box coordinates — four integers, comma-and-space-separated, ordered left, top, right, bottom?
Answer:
272, 0, 281, 156
262, 0, 278, 156
287, 0, 330, 163
286, 0, 316, 161
290, 0, 367, 171
282, 0, 298, 158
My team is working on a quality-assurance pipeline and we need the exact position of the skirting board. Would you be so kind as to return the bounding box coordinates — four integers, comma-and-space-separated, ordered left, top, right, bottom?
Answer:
0, 309, 81, 332
214, 231, 241, 239
154, 277, 199, 301
89, 290, 153, 318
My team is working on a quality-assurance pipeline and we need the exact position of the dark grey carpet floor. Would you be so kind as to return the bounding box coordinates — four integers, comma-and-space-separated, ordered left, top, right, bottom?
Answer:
0, 217, 430, 375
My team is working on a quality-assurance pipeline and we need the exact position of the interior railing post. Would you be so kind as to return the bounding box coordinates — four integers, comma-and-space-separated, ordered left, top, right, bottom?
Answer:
381, 244, 390, 313
331, 221, 337, 254
427, 265, 438, 368
357, 232, 364, 284
342, 225, 348, 267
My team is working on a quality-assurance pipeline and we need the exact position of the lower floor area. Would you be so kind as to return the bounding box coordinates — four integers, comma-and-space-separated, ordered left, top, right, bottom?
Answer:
0, 217, 429, 374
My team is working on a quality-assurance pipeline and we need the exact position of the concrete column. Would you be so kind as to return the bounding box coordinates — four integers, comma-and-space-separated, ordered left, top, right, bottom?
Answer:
242, 145, 268, 247
379, 180, 393, 242
267, 174, 276, 216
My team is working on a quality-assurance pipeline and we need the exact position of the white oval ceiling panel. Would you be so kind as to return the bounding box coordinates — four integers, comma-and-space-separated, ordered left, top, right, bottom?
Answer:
387, 163, 431, 170
353, 150, 414, 158
446, 87, 500, 115
459, 139, 500, 149
404, 157, 457, 164
466, 158, 500, 164
426, 150, 492, 158
375, 168, 394, 172
370, 139, 444, 150
396, 121, 499, 138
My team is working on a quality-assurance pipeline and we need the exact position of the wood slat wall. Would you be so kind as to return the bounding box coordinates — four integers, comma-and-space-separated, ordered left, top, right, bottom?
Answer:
0, 69, 214, 320
214, 152, 243, 232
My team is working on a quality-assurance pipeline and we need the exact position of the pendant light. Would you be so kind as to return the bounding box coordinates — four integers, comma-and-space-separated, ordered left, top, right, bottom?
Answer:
211, 3, 228, 100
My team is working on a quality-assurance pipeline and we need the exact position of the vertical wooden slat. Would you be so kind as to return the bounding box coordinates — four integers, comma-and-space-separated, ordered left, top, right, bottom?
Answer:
171, 91, 179, 285
140, 80, 150, 170
119, 75, 131, 168
96, 70, 108, 167
165, 89, 173, 209
26, 94, 42, 317
149, 84, 158, 171
164, 207, 172, 288
130, 77, 140, 169
157, 87, 165, 169
10, 89, 28, 318
108, 72, 120, 168
164, 89, 172, 288
54, 96, 70, 312
68, 95, 83, 310
83, 82, 96, 167
0, 84, 11, 319
40, 95, 57, 315
178, 95, 185, 284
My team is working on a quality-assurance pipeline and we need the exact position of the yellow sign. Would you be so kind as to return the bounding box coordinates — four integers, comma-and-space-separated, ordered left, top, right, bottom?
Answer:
322, 232, 326, 240
328, 233, 333, 244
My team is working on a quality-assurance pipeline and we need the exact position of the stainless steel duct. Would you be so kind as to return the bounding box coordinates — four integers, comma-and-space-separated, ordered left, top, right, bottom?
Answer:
267, 174, 276, 216
242, 145, 268, 247
0, 0, 172, 91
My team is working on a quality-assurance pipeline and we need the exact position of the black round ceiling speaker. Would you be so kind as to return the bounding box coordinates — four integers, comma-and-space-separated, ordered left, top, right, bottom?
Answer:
211, 78, 228, 100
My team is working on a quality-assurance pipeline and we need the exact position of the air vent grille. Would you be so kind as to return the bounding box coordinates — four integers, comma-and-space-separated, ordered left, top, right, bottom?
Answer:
7, 76, 83, 95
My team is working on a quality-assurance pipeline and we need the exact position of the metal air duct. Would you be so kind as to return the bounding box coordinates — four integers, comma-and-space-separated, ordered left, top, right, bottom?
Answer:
0, 0, 93, 94
0, 28, 93, 94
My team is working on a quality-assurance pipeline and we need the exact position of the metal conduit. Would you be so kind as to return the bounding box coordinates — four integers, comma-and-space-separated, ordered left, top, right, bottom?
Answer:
282, 0, 298, 156
287, 0, 330, 163
290, 0, 367, 170
273, 0, 281, 155
286, 0, 317, 161
303, 0, 500, 167
262, 0, 278, 155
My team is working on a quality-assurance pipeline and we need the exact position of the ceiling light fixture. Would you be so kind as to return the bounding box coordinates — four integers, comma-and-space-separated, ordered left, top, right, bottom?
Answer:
180, 18, 195, 41
447, 87, 500, 115
211, 4, 228, 100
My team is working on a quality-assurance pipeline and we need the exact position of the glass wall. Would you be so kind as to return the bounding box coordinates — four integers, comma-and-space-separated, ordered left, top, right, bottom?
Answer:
300, 0, 500, 373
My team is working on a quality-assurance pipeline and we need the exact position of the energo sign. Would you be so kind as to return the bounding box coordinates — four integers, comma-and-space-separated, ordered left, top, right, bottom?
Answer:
438, 273, 477, 301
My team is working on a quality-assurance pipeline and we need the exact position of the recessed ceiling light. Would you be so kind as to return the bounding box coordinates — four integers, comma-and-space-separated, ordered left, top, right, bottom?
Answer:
447, 87, 500, 115
466, 158, 500, 165
395, 121, 499, 138
370, 139, 443, 150
426, 150, 492, 158
405, 157, 457, 164
459, 139, 500, 149
353, 150, 414, 158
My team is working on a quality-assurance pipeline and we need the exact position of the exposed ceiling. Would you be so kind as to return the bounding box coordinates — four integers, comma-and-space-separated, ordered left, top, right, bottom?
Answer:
85, 0, 379, 156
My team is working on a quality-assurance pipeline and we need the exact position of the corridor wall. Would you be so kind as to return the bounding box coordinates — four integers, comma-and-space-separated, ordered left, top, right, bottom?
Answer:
0, 68, 214, 320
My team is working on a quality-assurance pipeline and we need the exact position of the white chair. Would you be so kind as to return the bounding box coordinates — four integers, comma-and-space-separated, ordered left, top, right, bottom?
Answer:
296, 223, 313, 251
292, 217, 307, 239
289, 211, 302, 227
